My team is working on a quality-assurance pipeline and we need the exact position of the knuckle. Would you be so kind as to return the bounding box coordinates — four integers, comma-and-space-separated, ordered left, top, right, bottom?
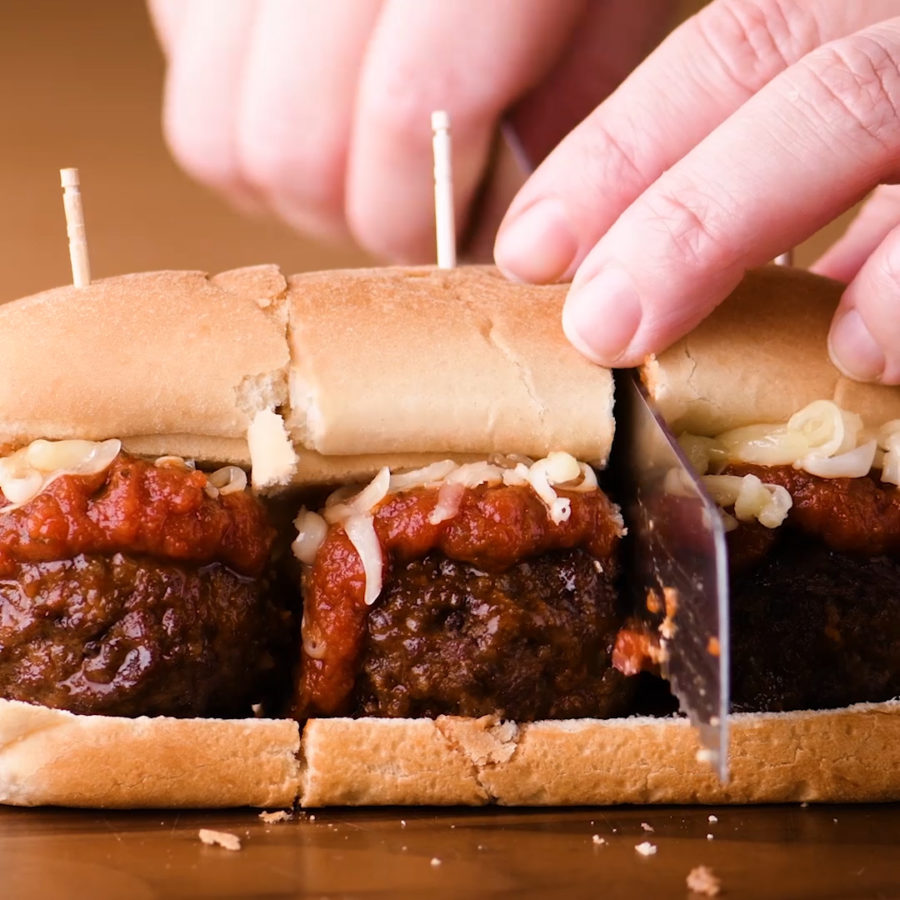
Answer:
642, 187, 734, 269
879, 226, 900, 284
578, 116, 646, 195
695, 0, 818, 96
235, 120, 344, 217
365, 88, 439, 152
362, 63, 497, 153
162, 110, 237, 193
799, 34, 900, 152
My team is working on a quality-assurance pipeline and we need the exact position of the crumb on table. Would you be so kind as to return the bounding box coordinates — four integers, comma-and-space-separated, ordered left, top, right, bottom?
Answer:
198, 828, 242, 851
687, 864, 722, 896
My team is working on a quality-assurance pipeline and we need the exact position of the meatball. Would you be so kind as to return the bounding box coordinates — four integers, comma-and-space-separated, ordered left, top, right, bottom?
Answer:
731, 532, 900, 712
0, 553, 293, 717
353, 548, 633, 720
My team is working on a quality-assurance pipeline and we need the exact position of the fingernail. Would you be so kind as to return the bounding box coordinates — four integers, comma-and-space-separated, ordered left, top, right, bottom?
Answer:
562, 266, 642, 365
495, 198, 577, 283
828, 308, 885, 382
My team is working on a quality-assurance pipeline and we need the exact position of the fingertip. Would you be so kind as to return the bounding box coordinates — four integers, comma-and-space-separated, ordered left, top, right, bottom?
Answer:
828, 307, 886, 383
494, 198, 578, 284
561, 265, 643, 367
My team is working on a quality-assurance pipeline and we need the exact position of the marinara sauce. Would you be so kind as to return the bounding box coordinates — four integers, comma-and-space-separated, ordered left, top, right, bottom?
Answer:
0, 453, 273, 577
726, 463, 900, 555
295, 482, 622, 716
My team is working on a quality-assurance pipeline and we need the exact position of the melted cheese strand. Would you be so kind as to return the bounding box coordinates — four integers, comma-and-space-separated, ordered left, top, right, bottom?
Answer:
343, 514, 383, 606
702, 474, 792, 529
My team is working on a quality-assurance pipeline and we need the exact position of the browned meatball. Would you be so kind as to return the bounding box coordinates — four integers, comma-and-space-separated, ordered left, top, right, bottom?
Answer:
0, 553, 293, 717
731, 532, 900, 713
353, 548, 633, 720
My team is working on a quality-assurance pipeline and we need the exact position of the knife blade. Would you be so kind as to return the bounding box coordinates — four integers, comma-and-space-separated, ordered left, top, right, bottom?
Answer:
613, 371, 730, 780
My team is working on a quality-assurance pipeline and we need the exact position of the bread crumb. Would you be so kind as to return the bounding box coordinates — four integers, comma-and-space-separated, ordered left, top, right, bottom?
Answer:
687, 865, 722, 896
800, 802, 809, 808
400, 819, 407, 828
430, 857, 442, 867
198, 829, 241, 851
592, 835, 607, 846
707, 814, 718, 824
641, 822, 654, 833
706, 833, 714, 841
259, 810, 292, 824
308, 815, 316, 821
635, 842, 657, 856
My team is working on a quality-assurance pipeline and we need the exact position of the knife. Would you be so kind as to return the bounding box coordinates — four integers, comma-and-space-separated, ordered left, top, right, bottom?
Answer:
613, 370, 730, 780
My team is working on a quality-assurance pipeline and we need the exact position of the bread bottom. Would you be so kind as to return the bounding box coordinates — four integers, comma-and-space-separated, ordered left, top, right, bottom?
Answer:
1, 698, 898, 808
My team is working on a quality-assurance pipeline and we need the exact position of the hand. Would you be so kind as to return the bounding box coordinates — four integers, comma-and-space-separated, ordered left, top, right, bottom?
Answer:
149, 0, 672, 263
494, 0, 900, 384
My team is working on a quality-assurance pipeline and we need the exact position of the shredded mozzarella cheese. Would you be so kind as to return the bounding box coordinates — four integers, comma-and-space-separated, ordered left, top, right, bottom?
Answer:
344, 514, 384, 606
682, 400, 898, 487
292, 508, 329, 565
0, 438, 122, 511
702, 473, 792, 529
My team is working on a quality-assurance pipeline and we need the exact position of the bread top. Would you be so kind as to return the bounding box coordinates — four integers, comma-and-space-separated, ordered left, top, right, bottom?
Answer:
0, 266, 290, 461
0, 265, 615, 483
286, 266, 614, 467
643, 266, 900, 435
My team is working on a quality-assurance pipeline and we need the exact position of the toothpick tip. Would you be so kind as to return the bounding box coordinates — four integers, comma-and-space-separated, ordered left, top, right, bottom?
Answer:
60, 167, 80, 187
431, 110, 450, 131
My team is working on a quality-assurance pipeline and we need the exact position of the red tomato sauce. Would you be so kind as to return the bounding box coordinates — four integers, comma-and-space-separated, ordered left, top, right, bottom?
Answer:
0, 454, 274, 577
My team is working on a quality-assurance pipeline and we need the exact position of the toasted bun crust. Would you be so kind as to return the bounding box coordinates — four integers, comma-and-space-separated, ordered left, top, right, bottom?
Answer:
299, 702, 900, 806
0, 265, 614, 476
0, 700, 300, 809
0, 267, 290, 460
642, 266, 900, 435
285, 266, 614, 466
2, 698, 897, 808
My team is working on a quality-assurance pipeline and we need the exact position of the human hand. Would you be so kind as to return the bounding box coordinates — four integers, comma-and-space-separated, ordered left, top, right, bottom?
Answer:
494, 0, 900, 384
149, 0, 672, 263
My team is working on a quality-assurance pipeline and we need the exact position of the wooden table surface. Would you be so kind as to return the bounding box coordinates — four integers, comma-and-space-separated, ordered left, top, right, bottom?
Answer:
3, 803, 899, 899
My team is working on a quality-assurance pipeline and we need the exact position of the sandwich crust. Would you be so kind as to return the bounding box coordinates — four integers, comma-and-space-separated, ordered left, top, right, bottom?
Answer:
643, 266, 900, 435
0, 699, 300, 809
0, 267, 290, 461
299, 702, 900, 806
3, 698, 897, 808
0, 265, 614, 479
286, 266, 615, 466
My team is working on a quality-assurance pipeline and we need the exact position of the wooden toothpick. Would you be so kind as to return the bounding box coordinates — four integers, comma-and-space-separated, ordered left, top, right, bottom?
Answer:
431, 111, 456, 269
60, 167, 91, 288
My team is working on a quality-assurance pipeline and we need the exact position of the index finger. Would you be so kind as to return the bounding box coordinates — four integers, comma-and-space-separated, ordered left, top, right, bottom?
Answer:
494, 0, 897, 283
562, 20, 900, 367
346, 0, 585, 263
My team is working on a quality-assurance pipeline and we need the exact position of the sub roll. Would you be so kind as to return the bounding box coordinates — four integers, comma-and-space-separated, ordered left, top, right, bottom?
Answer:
1, 264, 899, 809
642, 265, 900, 714
0, 265, 639, 807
